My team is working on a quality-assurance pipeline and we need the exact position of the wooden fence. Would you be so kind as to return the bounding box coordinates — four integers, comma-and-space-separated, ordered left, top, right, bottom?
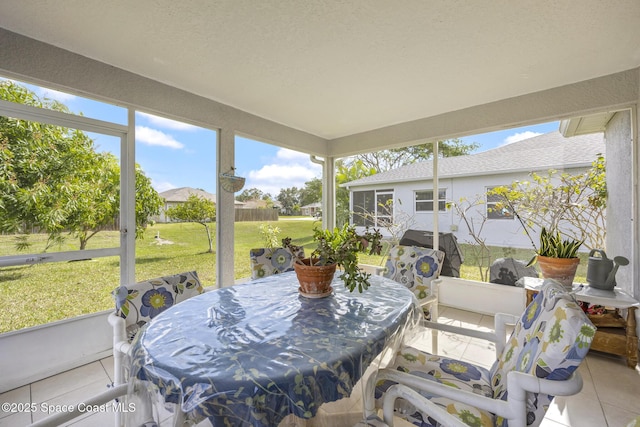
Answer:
235, 209, 279, 222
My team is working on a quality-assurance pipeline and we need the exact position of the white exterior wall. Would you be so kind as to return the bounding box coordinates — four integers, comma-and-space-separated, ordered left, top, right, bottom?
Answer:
605, 111, 634, 294
356, 167, 590, 250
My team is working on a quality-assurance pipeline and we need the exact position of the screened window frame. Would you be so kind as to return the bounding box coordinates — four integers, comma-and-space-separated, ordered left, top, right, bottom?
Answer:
415, 188, 447, 212
0, 98, 135, 284
486, 185, 514, 220
351, 189, 394, 227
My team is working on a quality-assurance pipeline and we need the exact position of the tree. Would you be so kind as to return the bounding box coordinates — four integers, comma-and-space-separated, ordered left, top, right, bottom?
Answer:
299, 177, 322, 207
0, 80, 163, 250
165, 194, 217, 253
236, 187, 264, 202
352, 138, 479, 173
277, 187, 301, 215
490, 155, 607, 251
335, 159, 377, 226
447, 196, 493, 281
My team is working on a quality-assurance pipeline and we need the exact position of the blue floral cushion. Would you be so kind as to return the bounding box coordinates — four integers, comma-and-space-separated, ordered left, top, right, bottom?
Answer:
378, 346, 495, 426
383, 245, 445, 303
250, 246, 305, 279
112, 271, 204, 341
490, 280, 596, 426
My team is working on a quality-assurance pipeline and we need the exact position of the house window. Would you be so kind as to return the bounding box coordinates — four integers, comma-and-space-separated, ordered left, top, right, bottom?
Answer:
352, 189, 393, 227
415, 189, 446, 212
486, 186, 513, 219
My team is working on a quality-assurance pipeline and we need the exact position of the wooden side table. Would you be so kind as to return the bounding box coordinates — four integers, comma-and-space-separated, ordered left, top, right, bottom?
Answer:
521, 278, 639, 368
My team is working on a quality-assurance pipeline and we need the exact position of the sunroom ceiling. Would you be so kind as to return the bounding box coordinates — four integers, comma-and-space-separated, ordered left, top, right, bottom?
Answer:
0, 1, 639, 140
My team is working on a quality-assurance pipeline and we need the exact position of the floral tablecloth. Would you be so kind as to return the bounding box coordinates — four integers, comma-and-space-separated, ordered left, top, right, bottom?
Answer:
129, 271, 421, 426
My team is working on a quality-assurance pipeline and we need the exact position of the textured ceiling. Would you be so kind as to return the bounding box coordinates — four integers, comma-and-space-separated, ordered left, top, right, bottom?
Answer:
1, 0, 639, 139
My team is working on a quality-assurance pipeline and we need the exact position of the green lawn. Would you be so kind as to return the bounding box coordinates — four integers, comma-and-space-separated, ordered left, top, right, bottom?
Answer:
0, 220, 588, 334
0, 218, 328, 333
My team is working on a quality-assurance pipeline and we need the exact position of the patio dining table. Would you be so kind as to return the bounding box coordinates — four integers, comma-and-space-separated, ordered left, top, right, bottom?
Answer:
128, 271, 421, 426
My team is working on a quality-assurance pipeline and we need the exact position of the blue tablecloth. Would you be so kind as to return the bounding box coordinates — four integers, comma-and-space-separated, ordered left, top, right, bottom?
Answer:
129, 271, 421, 426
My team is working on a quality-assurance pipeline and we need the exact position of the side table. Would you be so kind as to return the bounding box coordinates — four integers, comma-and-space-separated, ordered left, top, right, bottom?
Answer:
521, 277, 639, 368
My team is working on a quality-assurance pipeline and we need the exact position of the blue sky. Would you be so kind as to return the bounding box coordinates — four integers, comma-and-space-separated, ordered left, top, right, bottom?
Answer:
4, 77, 559, 198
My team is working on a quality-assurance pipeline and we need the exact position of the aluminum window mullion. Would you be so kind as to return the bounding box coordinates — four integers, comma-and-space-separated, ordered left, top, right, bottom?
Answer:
0, 99, 127, 137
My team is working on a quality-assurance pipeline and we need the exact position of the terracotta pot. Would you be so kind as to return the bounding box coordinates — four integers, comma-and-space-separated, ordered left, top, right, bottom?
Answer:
293, 258, 337, 298
537, 255, 580, 291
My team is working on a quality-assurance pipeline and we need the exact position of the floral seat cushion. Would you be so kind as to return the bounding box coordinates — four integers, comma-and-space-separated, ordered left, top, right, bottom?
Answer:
383, 245, 445, 303
378, 345, 496, 426
377, 280, 596, 427
250, 246, 305, 279
112, 271, 204, 342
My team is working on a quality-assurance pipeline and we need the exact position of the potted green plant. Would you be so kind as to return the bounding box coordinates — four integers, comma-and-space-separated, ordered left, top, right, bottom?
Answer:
528, 227, 584, 290
283, 224, 383, 296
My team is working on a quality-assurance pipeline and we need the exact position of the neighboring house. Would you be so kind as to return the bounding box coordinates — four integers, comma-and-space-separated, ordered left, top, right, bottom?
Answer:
155, 187, 217, 223
344, 131, 605, 249
300, 202, 322, 216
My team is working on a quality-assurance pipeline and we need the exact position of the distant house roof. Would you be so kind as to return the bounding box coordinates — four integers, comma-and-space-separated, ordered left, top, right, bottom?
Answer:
345, 131, 605, 188
159, 187, 216, 203
301, 202, 322, 209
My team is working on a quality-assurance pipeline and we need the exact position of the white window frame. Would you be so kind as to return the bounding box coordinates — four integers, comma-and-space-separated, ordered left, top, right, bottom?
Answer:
415, 188, 447, 212
351, 189, 394, 227
0, 98, 135, 284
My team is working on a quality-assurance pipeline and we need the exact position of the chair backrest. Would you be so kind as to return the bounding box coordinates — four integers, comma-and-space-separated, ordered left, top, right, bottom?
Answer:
490, 279, 596, 426
383, 245, 445, 303
250, 246, 304, 279
112, 271, 204, 341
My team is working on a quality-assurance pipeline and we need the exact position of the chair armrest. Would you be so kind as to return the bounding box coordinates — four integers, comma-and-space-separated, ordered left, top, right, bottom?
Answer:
507, 369, 583, 398
108, 312, 131, 354
27, 384, 128, 427
376, 368, 511, 418
375, 368, 584, 424
494, 313, 518, 354
422, 320, 499, 344
382, 384, 468, 427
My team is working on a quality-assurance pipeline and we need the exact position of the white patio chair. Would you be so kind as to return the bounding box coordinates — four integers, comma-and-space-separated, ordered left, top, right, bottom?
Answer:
382, 245, 445, 353
361, 279, 596, 427
108, 270, 204, 427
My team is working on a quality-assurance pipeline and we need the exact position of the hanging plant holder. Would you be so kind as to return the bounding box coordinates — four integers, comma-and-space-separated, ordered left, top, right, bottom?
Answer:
219, 168, 245, 193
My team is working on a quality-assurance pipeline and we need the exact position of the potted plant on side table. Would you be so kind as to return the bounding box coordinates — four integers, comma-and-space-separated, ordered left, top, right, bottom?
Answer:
283, 224, 383, 297
528, 227, 584, 290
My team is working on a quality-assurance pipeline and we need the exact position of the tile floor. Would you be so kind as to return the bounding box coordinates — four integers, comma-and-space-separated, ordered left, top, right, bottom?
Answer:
1, 306, 639, 427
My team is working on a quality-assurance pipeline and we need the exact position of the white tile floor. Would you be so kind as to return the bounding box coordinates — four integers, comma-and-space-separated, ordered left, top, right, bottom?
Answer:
2, 306, 639, 427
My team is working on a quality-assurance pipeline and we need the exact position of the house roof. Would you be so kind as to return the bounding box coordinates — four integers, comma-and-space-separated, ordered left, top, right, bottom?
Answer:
345, 131, 605, 188
1, 2, 638, 140
301, 202, 322, 209
159, 187, 216, 203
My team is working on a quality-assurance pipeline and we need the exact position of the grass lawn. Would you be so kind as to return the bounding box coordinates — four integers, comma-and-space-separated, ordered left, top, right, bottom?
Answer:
0, 219, 587, 334
0, 218, 327, 333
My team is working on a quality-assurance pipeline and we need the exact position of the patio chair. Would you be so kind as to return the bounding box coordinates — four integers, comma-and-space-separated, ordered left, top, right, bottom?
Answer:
249, 246, 304, 279
382, 245, 445, 353
362, 279, 596, 427
108, 271, 204, 426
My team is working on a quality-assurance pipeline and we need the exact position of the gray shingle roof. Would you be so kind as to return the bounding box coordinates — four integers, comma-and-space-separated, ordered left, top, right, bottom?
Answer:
159, 187, 216, 202
344, 131, 605, 187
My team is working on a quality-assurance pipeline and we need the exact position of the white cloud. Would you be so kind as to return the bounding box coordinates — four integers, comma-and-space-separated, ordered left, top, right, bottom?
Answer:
246, 161, 321, 196
137, 112, 200, 131
153, 180, 177, 193
136, 126, 184, 149
504, 131, 542, 145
